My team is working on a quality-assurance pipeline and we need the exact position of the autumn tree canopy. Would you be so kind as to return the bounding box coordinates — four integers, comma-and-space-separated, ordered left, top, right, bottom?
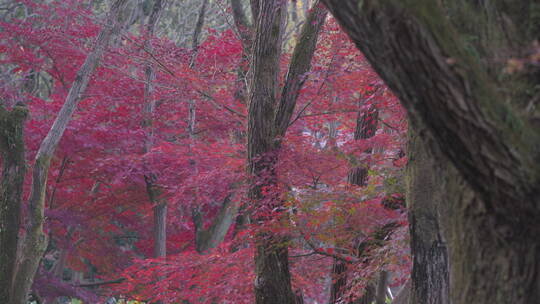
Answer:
5, 1, 534, 304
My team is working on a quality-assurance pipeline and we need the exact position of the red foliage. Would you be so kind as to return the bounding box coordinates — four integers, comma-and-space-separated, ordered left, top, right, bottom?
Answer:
1, 1, 409, 303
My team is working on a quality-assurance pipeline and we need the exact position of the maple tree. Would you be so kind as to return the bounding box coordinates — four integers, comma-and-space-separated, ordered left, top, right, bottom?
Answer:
0, 1, 410, 303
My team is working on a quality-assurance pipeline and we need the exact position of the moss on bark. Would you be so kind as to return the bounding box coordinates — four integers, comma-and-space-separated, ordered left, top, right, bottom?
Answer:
0, 104, 28, 302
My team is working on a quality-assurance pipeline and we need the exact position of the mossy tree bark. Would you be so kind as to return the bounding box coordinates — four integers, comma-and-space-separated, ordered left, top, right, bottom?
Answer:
247, 1, 327, 303
4, 1, 128, 303
0, 104, 28, 302
322, 1, 540, 303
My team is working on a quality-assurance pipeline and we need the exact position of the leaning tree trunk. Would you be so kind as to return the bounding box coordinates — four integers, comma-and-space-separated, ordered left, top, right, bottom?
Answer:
247, 1, 327, 303
321, 1, 540, 304
7, 1, 128, 303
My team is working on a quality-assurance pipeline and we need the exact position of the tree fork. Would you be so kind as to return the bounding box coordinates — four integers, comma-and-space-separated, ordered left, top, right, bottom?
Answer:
248, 1, 327, 303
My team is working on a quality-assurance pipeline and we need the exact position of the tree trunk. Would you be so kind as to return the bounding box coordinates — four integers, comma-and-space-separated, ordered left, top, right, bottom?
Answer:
140, 0, 166, 261
329, 259, 347, 303
0, 104, 28, 302
186, 0, 239, 255
248, 1, 327, 303
330, 105, 379, 303
249, 0, 291, 302
8, 1, 128, 303
152, 202, 167, 258
227, 0, 254, 241
193, 195, 240, 253
374, 271, 388, 304
405, 127, 451, 304
321, 1, 540, 303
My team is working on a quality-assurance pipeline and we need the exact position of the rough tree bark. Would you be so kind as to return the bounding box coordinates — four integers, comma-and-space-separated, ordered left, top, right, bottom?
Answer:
321, 1, 540, 303
4, 1, 128, 303
248, 1, 292, 302
405, 127, 451, 304
0, 103, 29, 302
247, 1, 327, 303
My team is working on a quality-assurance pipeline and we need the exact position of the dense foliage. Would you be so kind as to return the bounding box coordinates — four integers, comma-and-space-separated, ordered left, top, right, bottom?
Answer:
0, 0, 409, 303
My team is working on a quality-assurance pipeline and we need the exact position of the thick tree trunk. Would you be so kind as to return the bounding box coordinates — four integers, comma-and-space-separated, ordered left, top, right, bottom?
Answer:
248, 0, 291, 302
248, 1, 327, 303
322, 1, 540, 303
406, 127, 451, 304
0, 104, 28, 302
7, 1, 128, 303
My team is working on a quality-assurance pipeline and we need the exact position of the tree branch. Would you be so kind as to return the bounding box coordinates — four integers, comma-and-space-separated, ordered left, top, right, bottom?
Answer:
77, 278, 126, 288
274, 0, 328, 136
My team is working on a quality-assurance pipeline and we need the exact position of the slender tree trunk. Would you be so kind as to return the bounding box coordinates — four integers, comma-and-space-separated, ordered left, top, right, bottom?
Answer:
375, 271, 389, 304
329, 259, 347, 304
187, 0, 240, 255
330, 105, 379, 304
193, 195, 240, 253
230, 0, 253, 106
139, 0, 166, 261
321, 1, 540, 303
229, 0, 253, 239
7, 1, 128, 303
189, 0, 208, 67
